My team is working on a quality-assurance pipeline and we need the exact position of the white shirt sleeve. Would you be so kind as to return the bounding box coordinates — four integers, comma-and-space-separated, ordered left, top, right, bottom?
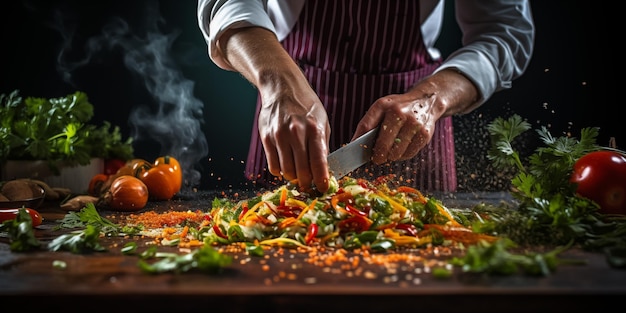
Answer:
198, 0, 535, 112
197, 0, 276, 70
433, 0, 535, 111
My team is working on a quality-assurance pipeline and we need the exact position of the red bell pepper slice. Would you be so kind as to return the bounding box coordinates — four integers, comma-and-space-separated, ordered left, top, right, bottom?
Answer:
304, 223, 319, 245
344, 204, 368, 217
276, 205, 302, 218
337, 215, 373, 233
395, 223, 418, 237
212, 224, 228, 239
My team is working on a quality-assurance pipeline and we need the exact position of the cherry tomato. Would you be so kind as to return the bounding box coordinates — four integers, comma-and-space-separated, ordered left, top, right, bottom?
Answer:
88, 174, 109, 196
570, 150, 626, 215
140, 164, 178, 201
105, 176, 149, 211
104, 158, 126, 176
0, 208, 43, 226
127, 159, 153, 174
154, 155, 182, 192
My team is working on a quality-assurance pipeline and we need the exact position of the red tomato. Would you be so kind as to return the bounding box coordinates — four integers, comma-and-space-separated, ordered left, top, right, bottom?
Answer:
104, 158, 127, 176
570, 150, 626, 215
88, 174, 109, 196
0, 208, 43, 226
105, 176, 149, 211
140, 164, 178, 201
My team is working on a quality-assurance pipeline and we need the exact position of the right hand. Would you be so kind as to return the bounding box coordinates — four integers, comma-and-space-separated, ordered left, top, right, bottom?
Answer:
257, 80, 331, 193
218, 27, 332, 192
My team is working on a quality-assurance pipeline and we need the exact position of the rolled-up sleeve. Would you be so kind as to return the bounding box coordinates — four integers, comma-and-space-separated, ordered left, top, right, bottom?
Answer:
197, 0, 276, 70
434, 0, 535, 112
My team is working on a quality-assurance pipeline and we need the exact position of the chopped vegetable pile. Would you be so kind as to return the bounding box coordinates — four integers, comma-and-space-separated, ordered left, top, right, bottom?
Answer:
2, 114, 625, 277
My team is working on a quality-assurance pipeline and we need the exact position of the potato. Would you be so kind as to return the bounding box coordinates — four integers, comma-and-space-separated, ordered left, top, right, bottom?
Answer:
1, 180, 39, 200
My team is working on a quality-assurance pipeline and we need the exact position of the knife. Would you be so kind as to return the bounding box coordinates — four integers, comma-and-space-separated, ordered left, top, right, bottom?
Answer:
327, 127, 379, 178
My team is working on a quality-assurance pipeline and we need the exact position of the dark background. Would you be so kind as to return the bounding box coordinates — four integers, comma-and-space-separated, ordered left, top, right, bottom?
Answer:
0, 1, 617, 192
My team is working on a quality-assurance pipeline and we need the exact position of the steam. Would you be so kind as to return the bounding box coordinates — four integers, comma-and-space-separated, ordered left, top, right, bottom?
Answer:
53, 2, 208, 190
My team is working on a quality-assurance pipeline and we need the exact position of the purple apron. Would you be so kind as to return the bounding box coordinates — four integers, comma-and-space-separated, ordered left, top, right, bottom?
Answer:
245, 0, 457, 192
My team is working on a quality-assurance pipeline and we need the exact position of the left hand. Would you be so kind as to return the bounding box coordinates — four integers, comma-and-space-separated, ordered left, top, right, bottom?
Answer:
353, 69, 480, 164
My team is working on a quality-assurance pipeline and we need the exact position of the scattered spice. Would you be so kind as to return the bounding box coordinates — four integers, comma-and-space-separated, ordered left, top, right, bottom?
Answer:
125, 210, 208, 229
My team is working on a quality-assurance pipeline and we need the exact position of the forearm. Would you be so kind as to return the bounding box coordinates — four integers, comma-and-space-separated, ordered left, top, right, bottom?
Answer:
217, 26, 309, 101
407, 68, 480, 118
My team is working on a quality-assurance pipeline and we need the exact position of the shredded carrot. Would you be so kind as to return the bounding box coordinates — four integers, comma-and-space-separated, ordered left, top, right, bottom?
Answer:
179, 225, 189, 238
279, 187, 288, 206
278, 217, 303, 229
296, 198, 318, 220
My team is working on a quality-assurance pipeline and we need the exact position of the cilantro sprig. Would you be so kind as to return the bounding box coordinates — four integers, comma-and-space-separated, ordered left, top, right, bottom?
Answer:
55, 202, 141, 236
137, 245, 233, 274
47, 224, 107, 253
485, 114, 626, 250
0, 89, 134, 173
0, 208, 42, 252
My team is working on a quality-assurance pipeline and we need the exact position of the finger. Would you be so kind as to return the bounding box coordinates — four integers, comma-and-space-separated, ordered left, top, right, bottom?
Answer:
292, 141, 313, 192
372, 116, 403, 164
353, 100, 386, 140
387, 125, 413, 162
308, 132, 330, 193
400, 126, 430, 160
276, 135, 297, 181
261, 135, 282, 177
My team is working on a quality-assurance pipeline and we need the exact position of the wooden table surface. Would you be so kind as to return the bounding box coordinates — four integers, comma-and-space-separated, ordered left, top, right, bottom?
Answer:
1, 191, 625, 312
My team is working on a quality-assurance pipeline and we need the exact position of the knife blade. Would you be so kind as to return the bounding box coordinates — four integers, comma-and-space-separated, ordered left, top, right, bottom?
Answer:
327, 127, 379, 178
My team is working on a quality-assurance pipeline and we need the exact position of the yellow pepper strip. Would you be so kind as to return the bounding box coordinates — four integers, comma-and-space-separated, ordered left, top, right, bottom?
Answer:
241, 200, 265, 222
375, 191, 408, 215
242, 213, 274, 227
320, 230, 340, 244
259, 237, 310, 249
382, 228, 430, 246
434, 202, 463, 227
285, 197, 308, 208
296, 198, 318, 220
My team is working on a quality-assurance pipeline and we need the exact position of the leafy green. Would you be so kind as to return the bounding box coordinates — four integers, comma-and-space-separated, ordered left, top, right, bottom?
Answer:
0, 89, 134, 173
137, 245, 233, 274
47, 224, 107, 253
485, 114, 626, 250
0, 208, 42, 252
55, 202, 141, 236
450, 238, 584, 276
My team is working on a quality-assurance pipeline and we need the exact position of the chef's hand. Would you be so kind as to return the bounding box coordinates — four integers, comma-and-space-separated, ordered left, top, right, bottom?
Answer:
353, 69, 480, 164
218, 26, 332, 192
257, 79, 331, 193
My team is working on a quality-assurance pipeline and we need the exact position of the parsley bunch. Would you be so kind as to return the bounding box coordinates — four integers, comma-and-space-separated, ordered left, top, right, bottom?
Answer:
486, 114, 624, 248
0, 89, 134, 173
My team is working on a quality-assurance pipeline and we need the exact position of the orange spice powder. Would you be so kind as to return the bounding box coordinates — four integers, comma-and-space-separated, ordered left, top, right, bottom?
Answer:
125, 210, 209, 228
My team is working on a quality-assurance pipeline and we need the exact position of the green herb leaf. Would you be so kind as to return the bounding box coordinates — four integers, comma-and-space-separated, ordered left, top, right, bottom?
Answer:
47, 224, 107, 254
137, 245, 232, 274
0, 89, 134, 167
0, 208, 42, 252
